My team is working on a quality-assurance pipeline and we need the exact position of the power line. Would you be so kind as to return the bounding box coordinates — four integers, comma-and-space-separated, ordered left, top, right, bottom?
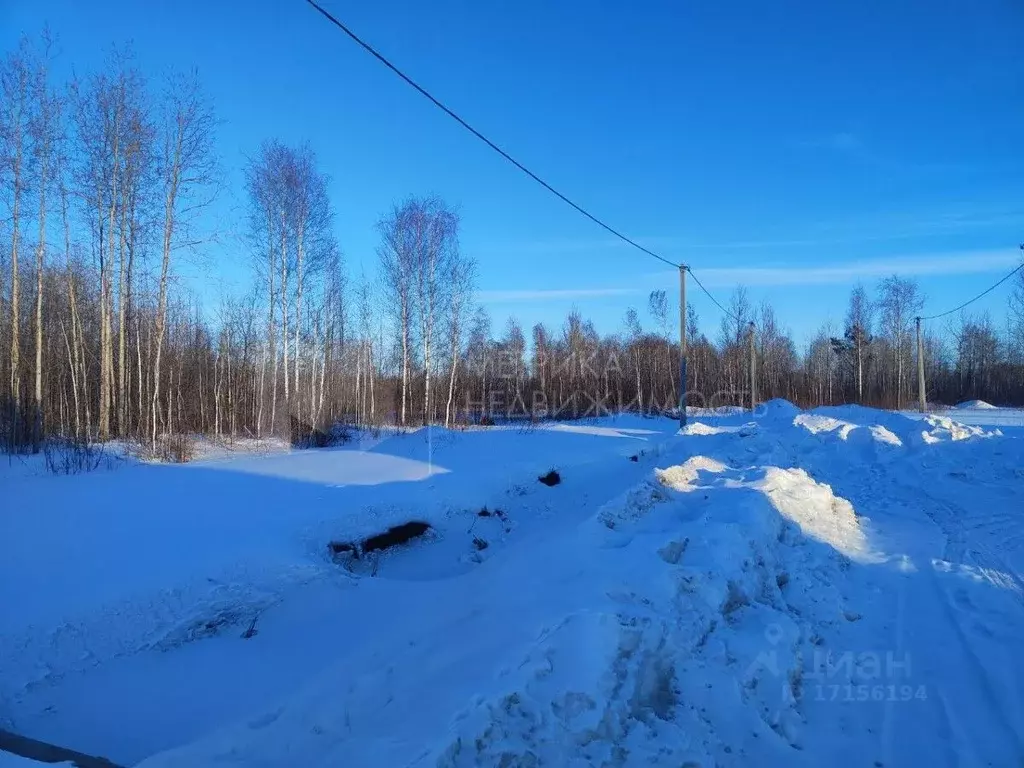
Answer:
919, 250, 1024, 321
304, 0, 679, 269
689, 247, 1024, 326
685, 265, 745, 323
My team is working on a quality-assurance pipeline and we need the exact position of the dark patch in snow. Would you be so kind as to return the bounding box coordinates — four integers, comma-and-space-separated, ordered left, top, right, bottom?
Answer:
538, 469, 562, 487
477, 506, 508, 520
658, 538, 689, 565
629, 454, 639, 462
164, 607, 254, 647
329, 521, 432, 562
362, 521, 431, 554
473, 536, 489, 551
722, 580, 749, 615
0, 727, 125, 768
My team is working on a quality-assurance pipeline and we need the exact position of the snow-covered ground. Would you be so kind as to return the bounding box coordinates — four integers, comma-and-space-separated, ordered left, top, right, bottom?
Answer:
0, 754, 65, 767
902, 400, 1024, 428
2, 406, 1023, 767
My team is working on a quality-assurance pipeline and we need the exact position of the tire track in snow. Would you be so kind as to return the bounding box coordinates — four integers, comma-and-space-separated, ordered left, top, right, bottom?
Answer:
830, 454, 1024, 764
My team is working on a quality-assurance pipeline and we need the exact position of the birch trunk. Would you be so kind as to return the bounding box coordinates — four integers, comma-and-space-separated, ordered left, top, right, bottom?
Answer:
33, 123, 50, 450
151, 116, 181, 450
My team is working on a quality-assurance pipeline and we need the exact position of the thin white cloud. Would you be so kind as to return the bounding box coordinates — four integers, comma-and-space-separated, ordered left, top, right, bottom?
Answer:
476, 287, 642, 303
472, 208, 1024, 259
479, 249, 1023, 303
688, 249, 1023, 288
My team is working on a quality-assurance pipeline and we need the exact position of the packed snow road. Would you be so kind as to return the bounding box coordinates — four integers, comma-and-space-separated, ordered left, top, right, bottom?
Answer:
1, 404, 1023, 767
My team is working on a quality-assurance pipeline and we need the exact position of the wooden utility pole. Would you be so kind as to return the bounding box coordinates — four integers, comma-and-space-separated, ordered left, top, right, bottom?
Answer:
748, 321, 756, 412
679, 264, 687, 429
916, 316, 926, 413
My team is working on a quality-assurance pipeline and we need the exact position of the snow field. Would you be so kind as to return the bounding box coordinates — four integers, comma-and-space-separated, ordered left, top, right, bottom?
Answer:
2, 404, 1024, 767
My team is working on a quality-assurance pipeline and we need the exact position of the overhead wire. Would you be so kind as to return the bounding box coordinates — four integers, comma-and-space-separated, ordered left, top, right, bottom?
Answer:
304, 0, 678, 269
306, 1, 1021, 330
919, 255, 1024, 321
691, 251, 1024, 327
684, 265, 747, 324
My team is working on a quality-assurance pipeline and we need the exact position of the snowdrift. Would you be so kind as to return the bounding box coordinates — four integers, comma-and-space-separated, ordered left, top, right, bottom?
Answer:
138, 449, 870, 768
955, 399, 998, 409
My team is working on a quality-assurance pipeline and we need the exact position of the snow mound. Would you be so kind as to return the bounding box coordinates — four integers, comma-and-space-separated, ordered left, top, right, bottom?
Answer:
794, 413, 858, 439
680, 421, 758, 437
675, 421, 741, 438
794, 413, 903, 448
756, 467, 878, 562
680, 421, 725, 436
956, 399, 998, 410
867, 425, 903, 446
759, 398, 801, 419
656, 456, 728, 491
594, 457, 725, 529
918, 415, 1001, 444
434, 460, 862, 767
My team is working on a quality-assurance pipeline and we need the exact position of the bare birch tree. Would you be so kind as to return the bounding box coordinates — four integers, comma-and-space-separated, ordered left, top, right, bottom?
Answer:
1, 39, 32, 446
443, 247, 475, 427
410, 197, 458, 425
844, 284, 873, 402
150, 72, 216, 450
27, 35, 61, 449
377, 200, 418, 425
876, 275, 923, 409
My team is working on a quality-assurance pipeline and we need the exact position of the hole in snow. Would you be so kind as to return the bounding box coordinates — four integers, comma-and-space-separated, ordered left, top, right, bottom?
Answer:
328, 541, 358, 557
328, 521, 432, 562
363, 521, 431, 553
538, 469, 562, 487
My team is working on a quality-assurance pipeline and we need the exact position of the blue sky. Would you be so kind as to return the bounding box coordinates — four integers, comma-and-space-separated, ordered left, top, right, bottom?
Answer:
3, 0, 1023, 345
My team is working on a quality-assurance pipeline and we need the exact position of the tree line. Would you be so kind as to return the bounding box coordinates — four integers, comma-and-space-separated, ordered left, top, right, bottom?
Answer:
2, 32, 1023, 454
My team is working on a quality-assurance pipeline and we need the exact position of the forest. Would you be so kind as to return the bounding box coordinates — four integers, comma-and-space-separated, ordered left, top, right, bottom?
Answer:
3, 33, 1024, 455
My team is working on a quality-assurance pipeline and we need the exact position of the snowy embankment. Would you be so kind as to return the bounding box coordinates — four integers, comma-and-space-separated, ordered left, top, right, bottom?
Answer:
2, 406, 1024, 767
